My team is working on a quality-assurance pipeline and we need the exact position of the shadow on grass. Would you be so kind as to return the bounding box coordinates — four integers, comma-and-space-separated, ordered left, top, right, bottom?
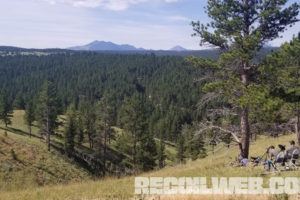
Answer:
0, 127, 42, 140
0, 126, 130, 176
0, 149, 5, 155
14, 157, 27, 166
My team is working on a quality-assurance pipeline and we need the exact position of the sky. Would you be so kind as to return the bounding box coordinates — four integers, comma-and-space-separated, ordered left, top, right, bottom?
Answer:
0, 0, 299, 50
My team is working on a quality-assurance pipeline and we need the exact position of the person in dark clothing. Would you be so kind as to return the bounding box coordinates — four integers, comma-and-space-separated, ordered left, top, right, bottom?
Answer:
286, 140, 299, 164
276, 144, 286, 166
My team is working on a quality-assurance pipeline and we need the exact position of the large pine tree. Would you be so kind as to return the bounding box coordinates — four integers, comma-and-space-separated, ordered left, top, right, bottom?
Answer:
192, 0, 299, 158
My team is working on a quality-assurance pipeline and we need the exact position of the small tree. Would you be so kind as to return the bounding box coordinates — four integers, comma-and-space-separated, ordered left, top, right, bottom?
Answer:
80, 99, 96, 149
0, 93, 13, 136
157, 132, 166, 169
95, 96, 114, 174
36, 81, 59, 151
76, 114, 84, 144
176, 134, 185, 164
97, 97, 114, 154
24, 100, 35, 137
119, 94, 156, 171
183, 124, 206, 160
64, 105, 77, 156
136, 132, 157, 171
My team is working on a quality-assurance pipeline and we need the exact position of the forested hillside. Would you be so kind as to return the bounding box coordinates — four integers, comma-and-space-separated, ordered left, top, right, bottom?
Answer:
0, 53, 202, 140
0, 52, 209, 175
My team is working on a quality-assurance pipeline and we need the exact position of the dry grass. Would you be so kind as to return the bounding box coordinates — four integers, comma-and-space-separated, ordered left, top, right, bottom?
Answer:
0, 111, 90, 192
8, 110, 39, 136
1, 110, 299, 200
1, 134, 299, 200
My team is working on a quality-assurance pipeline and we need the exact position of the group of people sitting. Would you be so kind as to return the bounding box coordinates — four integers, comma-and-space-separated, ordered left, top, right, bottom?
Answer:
263, 140, 300, 170
238, 140, 300, 171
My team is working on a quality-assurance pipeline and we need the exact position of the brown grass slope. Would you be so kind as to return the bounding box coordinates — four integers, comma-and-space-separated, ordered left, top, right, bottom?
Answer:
1, 110, 300, 200
1, 134, 300, 200
0, 111, 90, 192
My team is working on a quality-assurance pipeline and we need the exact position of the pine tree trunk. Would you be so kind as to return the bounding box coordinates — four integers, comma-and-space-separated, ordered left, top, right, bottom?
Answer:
297, 124, 300, 146
103, 125, 107, 175
29, 125, 32, 138
47, 133, 51, 151
133, 131, 137, 171
240, 70, 251, 158
4, 123, 7, 136
297, 102, 300, 145
89, 137, 92, 149
297, 64, 300, 145
46, 115, 51, 151
88, 133, 93, 149
240, 107, 250, 158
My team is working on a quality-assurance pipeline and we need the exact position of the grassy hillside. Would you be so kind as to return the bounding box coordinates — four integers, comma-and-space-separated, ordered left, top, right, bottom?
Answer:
1, 132, 299, 200
1, 110, 299, 199
0, 111, 91, 192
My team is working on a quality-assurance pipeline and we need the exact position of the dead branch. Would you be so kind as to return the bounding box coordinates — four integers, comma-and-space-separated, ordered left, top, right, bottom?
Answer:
196, 122, 241, 144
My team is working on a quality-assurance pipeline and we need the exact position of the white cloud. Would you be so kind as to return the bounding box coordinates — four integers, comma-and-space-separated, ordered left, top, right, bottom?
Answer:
43, 0, 178, 11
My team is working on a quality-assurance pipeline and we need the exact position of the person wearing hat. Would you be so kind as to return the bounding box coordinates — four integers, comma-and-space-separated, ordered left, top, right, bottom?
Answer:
286, 140, 299, 163
275, 144, 286, 166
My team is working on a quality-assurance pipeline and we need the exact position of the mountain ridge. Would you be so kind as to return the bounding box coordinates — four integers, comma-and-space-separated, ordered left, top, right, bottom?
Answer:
68, 40, 146, 51
68, 41, 191, 51
0, 45, 278, 60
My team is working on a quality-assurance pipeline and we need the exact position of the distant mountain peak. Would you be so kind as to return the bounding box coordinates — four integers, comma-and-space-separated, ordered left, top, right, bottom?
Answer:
169, 45, 188, 51
69, 41, 141, 51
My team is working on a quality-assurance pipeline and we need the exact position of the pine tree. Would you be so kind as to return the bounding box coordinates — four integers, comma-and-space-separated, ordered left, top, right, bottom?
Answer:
64, 105, 77, 156
24, 100, 35, 138
97, 96, 114, 154
190, 135, 206, 160
157, 136, 166, 169
36, 81, 59, 151
119, 93, 156, 171
14, 92, 26, 109
76, 114, 84, 145
156, 120, 166, 168
182, 124, 206, 160
177, 134, 185, 164
0, 93, 13, 136
191, 0, 300, 158
261, 36, 300, 144
94, 96, 114, 173
80, 99, 96, 149
136, 132, 157, 171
